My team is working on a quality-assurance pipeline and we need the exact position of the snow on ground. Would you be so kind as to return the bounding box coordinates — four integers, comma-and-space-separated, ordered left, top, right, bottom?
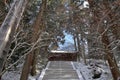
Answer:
28, 75, 37, 80
2, 59, 48, 80
73, 59, 113, 80
2, 71, 21, 80
2, 60, 113, 80
1, 63, 24, 80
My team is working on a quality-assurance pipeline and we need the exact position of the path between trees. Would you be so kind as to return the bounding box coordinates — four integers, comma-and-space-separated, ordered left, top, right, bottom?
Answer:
38, 61, 84, 80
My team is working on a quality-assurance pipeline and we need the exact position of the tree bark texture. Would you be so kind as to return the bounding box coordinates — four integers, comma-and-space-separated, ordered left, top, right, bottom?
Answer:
20, 0, 47, 79
99, 27, 120, 80
73, 36, 77, 51
88, 0, 120, 79
31, 0, 47, 76
76, 32, 81, 61
20, 53, 33, 80
0, 0, 28, 77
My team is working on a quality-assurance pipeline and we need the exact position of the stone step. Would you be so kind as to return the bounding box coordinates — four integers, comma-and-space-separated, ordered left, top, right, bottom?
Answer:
38, 61, 81, 80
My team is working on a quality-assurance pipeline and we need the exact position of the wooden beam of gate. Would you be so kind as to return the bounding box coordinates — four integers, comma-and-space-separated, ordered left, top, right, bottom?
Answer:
0, 0, 29, 74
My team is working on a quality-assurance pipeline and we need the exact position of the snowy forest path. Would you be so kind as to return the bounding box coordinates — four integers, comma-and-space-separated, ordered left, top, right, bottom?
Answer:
38, 61, 84, 80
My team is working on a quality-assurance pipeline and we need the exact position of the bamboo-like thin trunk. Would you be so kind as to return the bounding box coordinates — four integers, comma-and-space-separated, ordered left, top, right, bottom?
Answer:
81, 42, 87, 65
73, 36, 77, 51
76, 32, 81, 61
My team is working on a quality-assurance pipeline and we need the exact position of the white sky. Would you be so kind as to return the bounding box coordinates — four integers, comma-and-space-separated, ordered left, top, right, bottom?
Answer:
58, 31, 75, 51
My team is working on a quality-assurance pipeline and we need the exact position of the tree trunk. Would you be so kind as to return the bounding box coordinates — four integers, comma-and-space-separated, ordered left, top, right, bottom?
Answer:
73, 36, 77, 51
99, 27, 120, 80
21, 0, 47, 80
20, 53, 33, 80
20, 0, 47, 78
76, 32, 81, 61
88, 0, 120, 79
102, 1, 120, 79
31, 0, 47, 76
0, 0, 28, 78
81, 41, 87, 65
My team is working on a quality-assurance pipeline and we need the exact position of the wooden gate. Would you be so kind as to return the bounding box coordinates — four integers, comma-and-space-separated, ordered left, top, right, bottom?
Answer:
48, 51, 78, 61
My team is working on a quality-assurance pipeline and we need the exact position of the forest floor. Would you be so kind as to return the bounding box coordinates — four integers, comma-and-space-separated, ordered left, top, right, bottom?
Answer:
1, 59, 113, 80
73, 59, 113, 80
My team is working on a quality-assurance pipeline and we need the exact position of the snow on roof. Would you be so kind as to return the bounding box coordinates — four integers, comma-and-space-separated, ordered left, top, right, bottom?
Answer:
49, 50, 78, 53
